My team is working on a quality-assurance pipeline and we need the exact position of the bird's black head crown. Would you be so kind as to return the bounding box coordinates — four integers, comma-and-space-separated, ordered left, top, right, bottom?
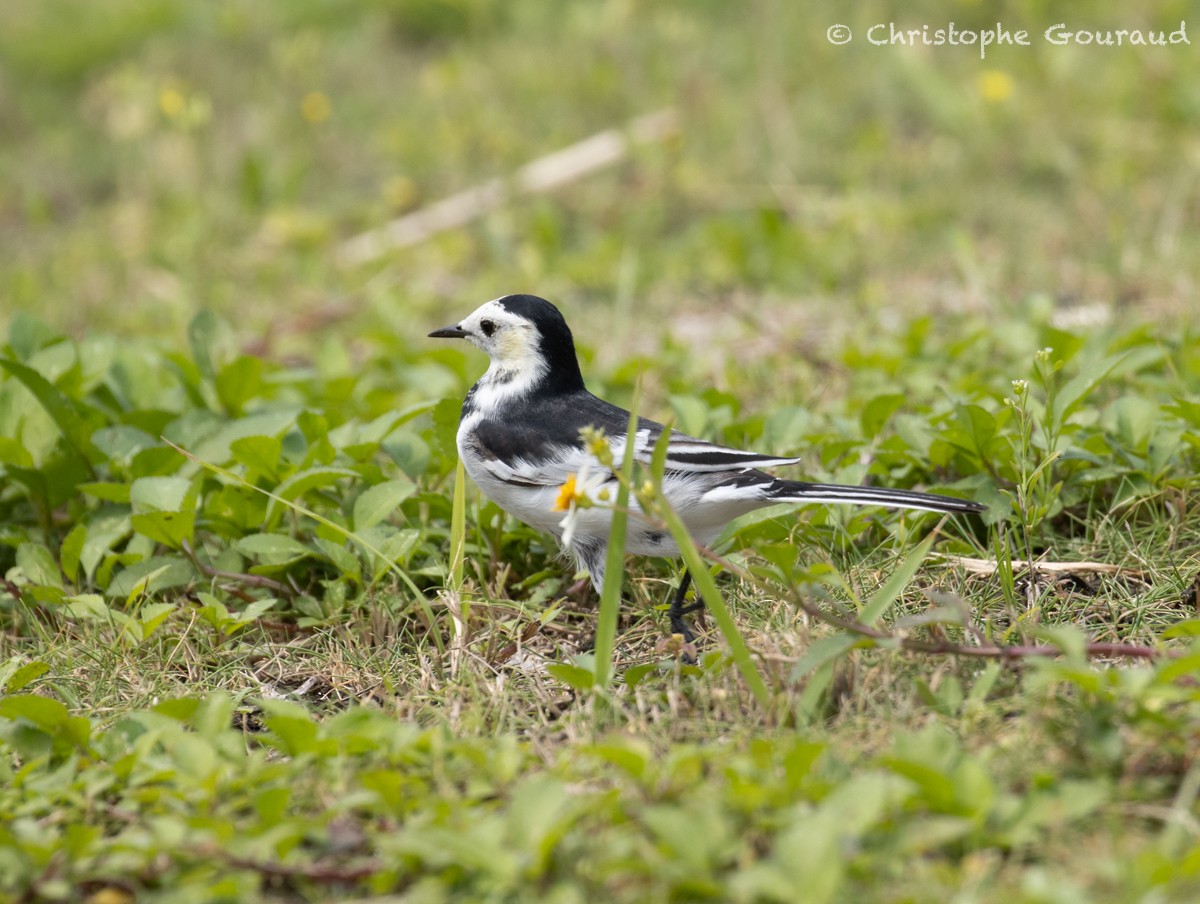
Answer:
496, 294, 584, 394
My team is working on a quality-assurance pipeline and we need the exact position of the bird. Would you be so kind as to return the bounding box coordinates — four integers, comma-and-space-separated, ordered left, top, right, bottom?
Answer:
429, 293, 985, 644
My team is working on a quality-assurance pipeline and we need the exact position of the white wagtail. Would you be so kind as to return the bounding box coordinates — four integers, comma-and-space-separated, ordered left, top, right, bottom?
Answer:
430, 294, 985, 642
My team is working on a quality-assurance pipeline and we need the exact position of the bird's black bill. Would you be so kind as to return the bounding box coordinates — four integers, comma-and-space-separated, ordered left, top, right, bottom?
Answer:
428, 325, 469, 339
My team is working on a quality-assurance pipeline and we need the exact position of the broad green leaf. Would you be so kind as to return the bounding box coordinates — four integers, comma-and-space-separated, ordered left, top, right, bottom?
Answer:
0, 693, 71, 729
1107, 396, 1157, 451
954, 403, 998, 456
1035, 625, 1088, 663
0, 436, 34, 467
59, 523, 87, 585
369, 529, 421, 582
430, 397, 462, 462
791, 633, 863, 680
264, 466, 358, 527
237, 533, 314, 563
17, 541, 62, 589
125, 564, 174, 606
668, 394, 708, 437
315, 537, 361, 579
230, 435, 283, 480
62, 593, 112, 619
91, 425, 157, 462
130, 475, 191, 513
190, 409, 301, 466
138, 602, 177, 639
2, 660, 50, 693
353, 478, 415, 530
187, 309, 220, 381
1162, 620, 1200, 639
861, 393, 907, 437
131, 510, 195, 548
546, 662, 596, 691
106, 558, 195, 599
0, 356, 100, 464
215, 355, 263, 415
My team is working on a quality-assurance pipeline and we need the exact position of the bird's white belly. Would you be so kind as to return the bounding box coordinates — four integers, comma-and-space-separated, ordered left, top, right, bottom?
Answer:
457, 422, 764, 559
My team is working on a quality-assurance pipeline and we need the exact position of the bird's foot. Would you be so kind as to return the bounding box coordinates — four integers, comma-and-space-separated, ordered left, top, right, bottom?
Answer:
656, 632, 699, 665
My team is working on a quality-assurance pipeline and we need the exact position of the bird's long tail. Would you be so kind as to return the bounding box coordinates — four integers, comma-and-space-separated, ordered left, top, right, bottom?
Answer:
769, 480, 986, 515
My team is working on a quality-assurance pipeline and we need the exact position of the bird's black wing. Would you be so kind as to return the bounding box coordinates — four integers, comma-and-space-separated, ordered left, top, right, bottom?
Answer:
469, 390, 800, 487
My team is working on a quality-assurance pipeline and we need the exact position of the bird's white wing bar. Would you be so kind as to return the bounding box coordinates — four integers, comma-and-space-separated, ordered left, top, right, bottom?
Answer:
609, 428, 802, 474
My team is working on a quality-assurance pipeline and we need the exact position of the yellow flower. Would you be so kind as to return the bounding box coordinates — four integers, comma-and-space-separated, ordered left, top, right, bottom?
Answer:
553, 474, 579, 512
301, 91, 332, 123
159, 87, 185, 118
978, 69, 1015, 104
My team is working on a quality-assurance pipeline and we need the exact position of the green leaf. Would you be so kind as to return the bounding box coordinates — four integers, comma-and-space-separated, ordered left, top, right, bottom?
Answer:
1162, 620, 1200, 639
0, 356, 100, 464
0, 436, 34, 467
215, 355, 263, 415
353, 477, 415, 530
130, 475, 191, 512
791, 633, 863, 680
78, 481, 133, 502
2, 660, 50, 693
315, 538, 361, 579
187, 309, 220, 381
546, 662, 596, 691
91, 425, 157, 462
264, 466, 358, 527
237, 533, 314, 564
431, 397, 462, 463
668, 394, 708, 437
17, 541, 62, 589
138, 602, 177, 639
861, 393, 907, 437
124, 564, 174, 607
953, 403, 998, 457
131, 510, 196, 548
1036, 625, 1088, 663
262, 706, 332, 756
369, 529, 421, 582
0, 693, 71, 730
63, 593, 114, 620
230, 435, 283, 480
446, 457, 467, 594
106, 558, 195, 598
59, 523, 87, 585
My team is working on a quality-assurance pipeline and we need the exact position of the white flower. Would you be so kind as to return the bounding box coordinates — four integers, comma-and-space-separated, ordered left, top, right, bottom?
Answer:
555, 457, 606, 551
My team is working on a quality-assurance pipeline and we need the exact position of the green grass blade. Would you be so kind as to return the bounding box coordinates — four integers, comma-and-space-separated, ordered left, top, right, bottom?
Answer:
592, 389, 640, 690
857, 532, 937, 628
657, 503, 771, 707
448, 457, 467, 594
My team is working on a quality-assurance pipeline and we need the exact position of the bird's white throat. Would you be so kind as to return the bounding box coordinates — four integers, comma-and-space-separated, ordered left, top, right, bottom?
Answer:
468, 351, 549, 413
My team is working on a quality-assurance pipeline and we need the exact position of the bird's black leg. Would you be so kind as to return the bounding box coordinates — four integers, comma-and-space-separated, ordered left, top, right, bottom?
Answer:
668, 569, 705, 643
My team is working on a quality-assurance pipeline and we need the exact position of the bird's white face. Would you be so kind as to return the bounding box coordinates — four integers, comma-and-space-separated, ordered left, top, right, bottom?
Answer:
455, 299, 542, 371
432, 298, 551, 409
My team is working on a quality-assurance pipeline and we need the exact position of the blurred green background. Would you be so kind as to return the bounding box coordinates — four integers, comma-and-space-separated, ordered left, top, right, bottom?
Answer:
3, 0, 1198, 356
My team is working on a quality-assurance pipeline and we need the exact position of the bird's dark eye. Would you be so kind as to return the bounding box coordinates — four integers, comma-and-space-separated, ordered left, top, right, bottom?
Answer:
480, 319, 496, 337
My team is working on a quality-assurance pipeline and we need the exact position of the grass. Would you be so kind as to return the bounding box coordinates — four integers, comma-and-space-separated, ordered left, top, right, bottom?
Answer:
4, 0, 1200, 901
